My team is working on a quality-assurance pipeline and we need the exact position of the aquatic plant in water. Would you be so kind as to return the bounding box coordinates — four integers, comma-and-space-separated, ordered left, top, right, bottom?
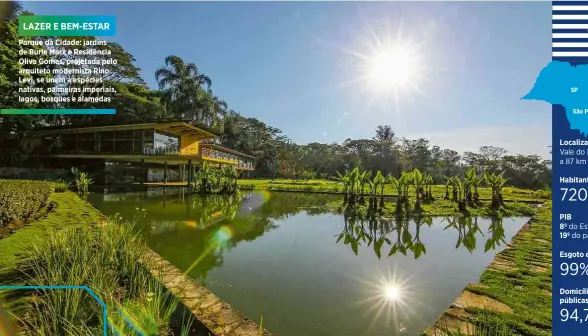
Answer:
71, 167, 93, 194
193, 162, 239, 195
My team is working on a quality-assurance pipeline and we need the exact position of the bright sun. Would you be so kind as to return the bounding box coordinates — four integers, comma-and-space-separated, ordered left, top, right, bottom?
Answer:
367, 47, 415, 91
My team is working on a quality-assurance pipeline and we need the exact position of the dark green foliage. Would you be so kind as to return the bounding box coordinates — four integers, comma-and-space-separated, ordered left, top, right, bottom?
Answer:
0, 179, 53, 228
193, 162, 239, 194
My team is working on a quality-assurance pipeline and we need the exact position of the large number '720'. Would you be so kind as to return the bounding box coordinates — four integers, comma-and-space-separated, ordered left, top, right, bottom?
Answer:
561, 188, 588, 202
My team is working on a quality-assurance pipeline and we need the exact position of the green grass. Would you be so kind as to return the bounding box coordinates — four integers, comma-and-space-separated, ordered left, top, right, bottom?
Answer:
326, 198, 537, 218
238, 179, 549, 203
0, 191, 196, 335
1, 181, 551, 336
425, 202, 552, 336
14, 218, 185, 335
0, 192, 105, 329
464, 203, 552, 335
0, 192, 104, 273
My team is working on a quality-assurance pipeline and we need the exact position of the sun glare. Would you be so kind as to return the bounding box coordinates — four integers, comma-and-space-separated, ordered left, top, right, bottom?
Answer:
367, 47, 415, 91
322, 12, 439, 116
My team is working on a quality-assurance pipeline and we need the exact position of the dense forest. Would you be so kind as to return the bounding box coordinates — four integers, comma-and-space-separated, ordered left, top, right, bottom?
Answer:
0, 4, 552, 189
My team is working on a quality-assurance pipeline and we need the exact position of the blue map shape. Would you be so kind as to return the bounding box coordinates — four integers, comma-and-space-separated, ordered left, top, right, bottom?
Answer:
522, 61, 588, 135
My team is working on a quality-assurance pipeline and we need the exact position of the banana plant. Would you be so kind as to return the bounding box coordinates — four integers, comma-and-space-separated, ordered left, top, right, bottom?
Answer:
395, 172, 410, 212
484, 171, 509, 209
422, 172, 434, 200
348, 167, 361, 204
388, 176, 403, 214
358, 170, 372, 203
450, 176, 458, 201
443, 176, 452, 200
372, 171, 386, 209
410, 168, 424, 211
472, 173, 484, 204
75, 171, 93, 194
453, 178, 467, 211
221, 165, 238, 193
367, 179, 376, 210
388, 176, 400, 196
464, 167, 481, 204
400, 171, 411, 209
195, 162, 213, 193
335, 170, 351, 203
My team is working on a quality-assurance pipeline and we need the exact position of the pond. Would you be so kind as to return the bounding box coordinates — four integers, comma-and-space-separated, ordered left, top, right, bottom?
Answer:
87, 188, 528, 336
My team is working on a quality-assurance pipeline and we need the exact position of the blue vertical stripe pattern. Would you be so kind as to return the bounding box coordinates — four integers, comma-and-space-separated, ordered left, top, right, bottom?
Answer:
553, 1, 588, 57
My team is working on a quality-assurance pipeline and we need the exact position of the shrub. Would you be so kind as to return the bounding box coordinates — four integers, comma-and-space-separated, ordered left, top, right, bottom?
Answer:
0, 179, 54, 229
54, 181, 69, 193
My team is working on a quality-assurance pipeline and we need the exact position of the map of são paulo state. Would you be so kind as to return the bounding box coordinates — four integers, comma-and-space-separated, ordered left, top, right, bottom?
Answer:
522, 61, 588, 135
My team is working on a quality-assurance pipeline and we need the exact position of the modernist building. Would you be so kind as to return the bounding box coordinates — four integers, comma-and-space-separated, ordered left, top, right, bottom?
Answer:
29, 120, 256, 185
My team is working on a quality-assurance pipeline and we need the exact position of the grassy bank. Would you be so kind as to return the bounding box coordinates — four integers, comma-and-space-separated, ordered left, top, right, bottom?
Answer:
238, 179, 549, 203
327, 198, 537, 218
0, 190, 103, 273
0, 187, 198, 335
240, 179, 542, 218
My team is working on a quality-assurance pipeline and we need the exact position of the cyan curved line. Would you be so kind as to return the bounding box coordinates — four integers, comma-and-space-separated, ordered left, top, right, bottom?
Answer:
0, 285, 146, 336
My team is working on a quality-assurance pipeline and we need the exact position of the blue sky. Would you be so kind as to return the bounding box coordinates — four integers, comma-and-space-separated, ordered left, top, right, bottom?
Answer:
24, 1, 552, 158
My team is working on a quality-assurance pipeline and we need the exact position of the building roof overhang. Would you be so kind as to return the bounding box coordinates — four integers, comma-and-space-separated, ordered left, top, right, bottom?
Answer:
30, 120, 219, 141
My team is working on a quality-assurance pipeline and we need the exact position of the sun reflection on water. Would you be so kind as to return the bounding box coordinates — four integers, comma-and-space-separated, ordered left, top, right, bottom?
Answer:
343, 268, 423, 335
384, 285, 402, 301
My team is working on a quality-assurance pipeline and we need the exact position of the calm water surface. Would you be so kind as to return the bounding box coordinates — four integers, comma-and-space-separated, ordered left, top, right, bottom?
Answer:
88, 188, 528, 336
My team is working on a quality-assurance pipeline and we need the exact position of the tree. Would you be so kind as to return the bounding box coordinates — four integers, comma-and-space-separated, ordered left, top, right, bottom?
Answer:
155, 55, 212, 121
0, 8, 553, 188
372, 125, 398, 175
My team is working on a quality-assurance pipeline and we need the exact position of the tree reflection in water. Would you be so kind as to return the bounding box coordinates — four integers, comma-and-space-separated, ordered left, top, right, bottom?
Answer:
92, 190, 512, 285
142, 191, 340, 283
337, 214, 509, 259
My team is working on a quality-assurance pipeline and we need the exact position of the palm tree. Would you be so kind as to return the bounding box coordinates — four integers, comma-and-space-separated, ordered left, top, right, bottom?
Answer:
373, 125, 398, 175
155, 55, 212, 120
196, 90, 227, 130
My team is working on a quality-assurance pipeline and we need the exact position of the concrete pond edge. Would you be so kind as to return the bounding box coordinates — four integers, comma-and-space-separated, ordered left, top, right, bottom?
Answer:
141, 249, 273, 336
82, 193, 271, 336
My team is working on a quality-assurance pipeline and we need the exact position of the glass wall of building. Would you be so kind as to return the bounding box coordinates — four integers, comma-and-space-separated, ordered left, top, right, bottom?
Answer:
38, 129, 254, 169
148, 131, 179, 155
43, 129, 157, 155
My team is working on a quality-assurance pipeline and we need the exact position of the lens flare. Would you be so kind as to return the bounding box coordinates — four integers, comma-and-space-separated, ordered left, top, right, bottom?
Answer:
213, 226, 233, 246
